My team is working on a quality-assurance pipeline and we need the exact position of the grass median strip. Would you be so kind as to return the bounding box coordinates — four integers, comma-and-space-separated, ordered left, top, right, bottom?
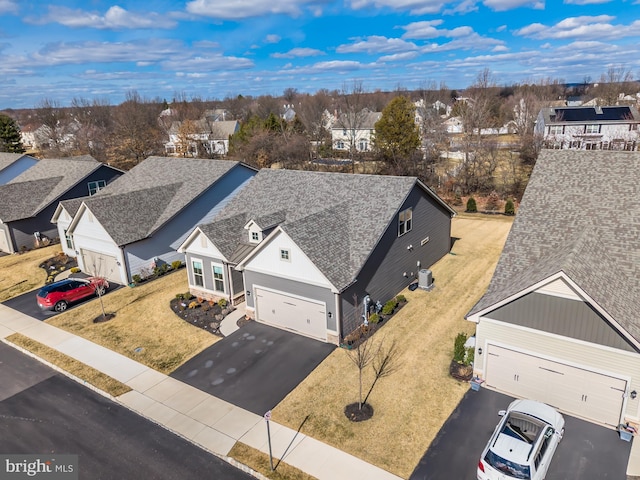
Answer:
228, 442, 317, 480
5, 333, 131, 397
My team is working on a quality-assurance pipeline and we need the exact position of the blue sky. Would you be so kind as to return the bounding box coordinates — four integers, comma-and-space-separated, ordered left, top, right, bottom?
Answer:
1, 0, 639, 109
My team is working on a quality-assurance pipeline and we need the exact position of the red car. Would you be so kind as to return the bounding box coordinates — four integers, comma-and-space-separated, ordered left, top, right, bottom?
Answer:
37, 277, 109, 312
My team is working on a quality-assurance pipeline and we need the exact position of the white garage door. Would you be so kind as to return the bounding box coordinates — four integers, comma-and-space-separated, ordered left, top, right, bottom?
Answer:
485, 345, 626, 427
81, 249, 120, 283
0, 229, 11, 253
255, 288, 327, 341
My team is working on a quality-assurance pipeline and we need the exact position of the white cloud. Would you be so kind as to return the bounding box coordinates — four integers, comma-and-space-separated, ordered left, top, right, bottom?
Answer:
401, 20, 473, 39
496, 25, 507, 32
337, 36, 419, 54
186, 0, 330, 19
280, 60, 366, 74
349, 0, 449, 15
162, 54, 254, 71
0, 0, 18, 15
265, 34, 281, 44
515, 15, 640, 40
378, 51, 420, 62
492, 45, 509, 52
482, 0, 544, 10
272, 47, 325, 58
29, 5, 176, 29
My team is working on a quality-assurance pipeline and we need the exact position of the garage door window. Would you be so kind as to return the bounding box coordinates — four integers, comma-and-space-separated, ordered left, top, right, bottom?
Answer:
213, 265, 224, 292
192, 260, 204, 287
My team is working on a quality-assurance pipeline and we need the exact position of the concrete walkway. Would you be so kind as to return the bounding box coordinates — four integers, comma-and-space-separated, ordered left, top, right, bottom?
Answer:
0, 304, 402, 480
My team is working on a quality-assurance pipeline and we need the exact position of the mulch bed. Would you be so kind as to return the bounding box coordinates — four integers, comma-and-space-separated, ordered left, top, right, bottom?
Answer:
449, 360, 473, 381
39, 253, 78, 282
169, 298, 230, 337
93, 313, 116, 323
344, 402, 374, 422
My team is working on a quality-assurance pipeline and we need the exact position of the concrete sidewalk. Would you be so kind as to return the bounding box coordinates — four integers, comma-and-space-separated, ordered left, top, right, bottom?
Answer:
0, 304, 402, 480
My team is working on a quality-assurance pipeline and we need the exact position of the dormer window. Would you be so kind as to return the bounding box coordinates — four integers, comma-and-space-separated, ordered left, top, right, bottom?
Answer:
251, 231, 260, 242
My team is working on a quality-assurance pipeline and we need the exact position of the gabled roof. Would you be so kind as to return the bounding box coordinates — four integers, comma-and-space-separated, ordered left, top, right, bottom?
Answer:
334, 110, 382, 130
0, 153, 31, 172
197, 169, 455, 291
70, 156, 248, 246
467, 150, 640, 342
0, 155, 105, 222
168, 120, 239, 139
539, 105, 640, 124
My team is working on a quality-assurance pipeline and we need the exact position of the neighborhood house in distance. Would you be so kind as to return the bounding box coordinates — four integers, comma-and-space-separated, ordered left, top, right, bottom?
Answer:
0, 155, 123, 254
179, 168, 455, 345
467, 149, 640, 430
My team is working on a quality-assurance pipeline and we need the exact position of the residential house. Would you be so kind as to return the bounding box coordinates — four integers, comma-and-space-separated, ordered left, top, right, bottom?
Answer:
0, 153, 38, 185
466, 150, 640, 430
331, 109, 382, 153
535, 105, 640, 150
179, 169, 456, 344
58, 157, 256, 284
0, 155, 122, 254
165, 120, 239, 157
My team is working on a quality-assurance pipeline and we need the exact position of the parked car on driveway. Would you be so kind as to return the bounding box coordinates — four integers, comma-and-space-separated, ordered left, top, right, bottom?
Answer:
37, 277, 109, 312
478, 399, 565, 480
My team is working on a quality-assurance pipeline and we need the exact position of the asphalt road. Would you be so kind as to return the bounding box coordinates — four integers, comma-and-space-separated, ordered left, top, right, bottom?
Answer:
409, 387, 631, 480
171, 321, 335, 415
0, 342, 255, 480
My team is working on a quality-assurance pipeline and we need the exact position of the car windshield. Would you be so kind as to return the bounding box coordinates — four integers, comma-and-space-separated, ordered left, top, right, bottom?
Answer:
485, 450, 531, 480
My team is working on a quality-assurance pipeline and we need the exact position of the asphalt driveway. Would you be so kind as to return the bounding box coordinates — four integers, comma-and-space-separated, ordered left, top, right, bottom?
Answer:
410, 387, 632, 480
2, 278, 121, 321
171, 321, 335, 415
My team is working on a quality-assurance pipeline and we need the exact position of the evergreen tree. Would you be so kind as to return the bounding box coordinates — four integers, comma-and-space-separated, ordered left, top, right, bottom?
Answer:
466, 197, 477, 213
373, 95, 421, 172
0, 114, 25, 153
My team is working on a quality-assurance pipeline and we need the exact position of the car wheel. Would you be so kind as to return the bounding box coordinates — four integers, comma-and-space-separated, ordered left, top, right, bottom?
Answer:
54, 301, 68, 312
95, 285, 106, 296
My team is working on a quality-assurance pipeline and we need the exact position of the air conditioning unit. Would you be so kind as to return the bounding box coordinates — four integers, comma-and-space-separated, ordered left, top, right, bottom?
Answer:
418, 269, 434, 291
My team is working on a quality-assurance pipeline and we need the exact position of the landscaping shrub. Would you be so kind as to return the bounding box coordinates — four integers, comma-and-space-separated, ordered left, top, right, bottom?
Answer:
504, 198, 515, 216
154, 263, 169, 276
218, 298, 228, 308
453, 332, 468, 363
184, 292, 193, 301
396, 294, 406, 303
381, 299, 397, 315
188, 301, 199, 309
175, 293, 184, 300
466, 197, 477, 213
70, 267, 80, 273
485, 191, 501, 212
171, 260, 182, 270
369, 313, 380, 324
132, 274, 142, 284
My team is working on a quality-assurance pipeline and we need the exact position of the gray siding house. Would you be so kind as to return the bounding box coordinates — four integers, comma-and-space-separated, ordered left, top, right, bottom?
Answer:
0, 153, 38, 185
179, 169, 455, 344
0, 155, 122, 254
466, 150, 640, 430
61, 157, 256, 285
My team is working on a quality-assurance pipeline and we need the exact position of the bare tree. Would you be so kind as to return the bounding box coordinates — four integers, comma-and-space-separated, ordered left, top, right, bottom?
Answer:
69, 97, 112, 161
346, 327, 377, 410
336, 81, 372, 171
34, 98, 69, 156
363, 337, 401, 405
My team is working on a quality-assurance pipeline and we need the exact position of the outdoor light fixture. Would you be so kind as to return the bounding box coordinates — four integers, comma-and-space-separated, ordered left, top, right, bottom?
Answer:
328, 312, 332, 318
631, 390, 637, 400
246, 291, 251, 296
478, 347, 483, 355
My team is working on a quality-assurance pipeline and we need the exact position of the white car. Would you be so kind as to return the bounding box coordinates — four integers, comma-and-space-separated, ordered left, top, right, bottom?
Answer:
477, 399, 565, 480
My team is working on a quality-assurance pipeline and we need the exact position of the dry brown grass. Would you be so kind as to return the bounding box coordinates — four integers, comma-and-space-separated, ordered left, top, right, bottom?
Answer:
0, 245, 60, 302
272, 215, 513, 478
5, 333, 132, 396
46, 269, 217, 374
228, 442, 317, 480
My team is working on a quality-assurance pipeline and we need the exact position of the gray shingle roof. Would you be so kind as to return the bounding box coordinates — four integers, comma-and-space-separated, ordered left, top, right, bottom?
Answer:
0, 155, 102, 221
467, 149, 640, 341
79, 156, 242, 246
199, 169, 450, 291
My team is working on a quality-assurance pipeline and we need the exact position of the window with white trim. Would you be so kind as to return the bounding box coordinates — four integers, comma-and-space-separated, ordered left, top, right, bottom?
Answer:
585, 124, 599, 134
280, 248, 290, 261
250, 231, 261, 243
398, 208, 412, 236
64, 229, 73, 249
213, 264, 224, 292
88, 180, 106, 196
191, 259, 204, 287
549, 125, 563, 135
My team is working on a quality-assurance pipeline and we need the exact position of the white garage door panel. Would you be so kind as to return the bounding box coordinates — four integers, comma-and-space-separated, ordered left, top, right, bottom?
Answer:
255, 288, 326, 341
0, 229, 10, 253
81, 249, 120, 283
486, 345, 625, 427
